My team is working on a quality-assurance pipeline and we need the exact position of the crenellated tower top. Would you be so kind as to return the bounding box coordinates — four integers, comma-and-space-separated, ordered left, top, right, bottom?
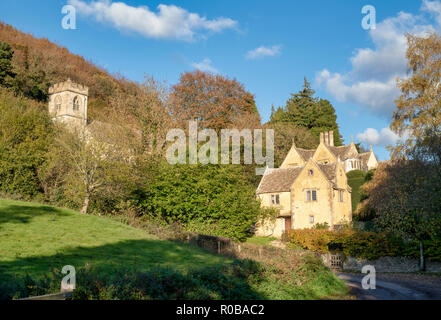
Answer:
48, 78, 89, 96
48, 79, 89, 127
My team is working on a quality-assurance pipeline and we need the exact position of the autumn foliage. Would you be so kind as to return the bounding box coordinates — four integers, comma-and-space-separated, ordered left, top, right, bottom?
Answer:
169, 70, 261, 132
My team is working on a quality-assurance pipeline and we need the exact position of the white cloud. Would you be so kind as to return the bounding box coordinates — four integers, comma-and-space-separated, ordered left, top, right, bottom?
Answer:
316, 70, 401, 117
356, 127, 402, 146
191, 58, 218, 73
316, 1, 441, 118
423, 0, 441, 25
246, 45, 282, 59
68, 0, 238, 41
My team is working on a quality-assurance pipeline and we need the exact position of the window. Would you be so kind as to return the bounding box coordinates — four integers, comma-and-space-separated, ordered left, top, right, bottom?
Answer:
55, 96, 61, 111
339, 190, 344, 202
306, 190, 317, 202
271, 194, 280, 205
73, 96, 80, 111
308, 169, 314, 176
309, 215, 315, 224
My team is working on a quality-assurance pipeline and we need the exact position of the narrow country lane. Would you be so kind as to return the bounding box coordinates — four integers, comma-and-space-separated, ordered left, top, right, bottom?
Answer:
338, 273, 441, 300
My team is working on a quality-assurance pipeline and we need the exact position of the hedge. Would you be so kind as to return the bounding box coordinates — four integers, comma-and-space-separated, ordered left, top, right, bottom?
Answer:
285, 229, 441, 261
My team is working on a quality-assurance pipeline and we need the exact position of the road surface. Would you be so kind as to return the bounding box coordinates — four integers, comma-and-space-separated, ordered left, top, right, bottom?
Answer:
338, 273, 441, 300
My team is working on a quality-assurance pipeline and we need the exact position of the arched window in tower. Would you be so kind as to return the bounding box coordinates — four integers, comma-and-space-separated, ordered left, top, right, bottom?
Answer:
55, 96, 62, 111
73, 96, 80, 111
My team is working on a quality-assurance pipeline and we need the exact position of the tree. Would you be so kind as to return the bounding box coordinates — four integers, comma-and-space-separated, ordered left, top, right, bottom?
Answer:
361, 33, 441, 271
0, 42, 15, 87
48, 127, 108, 214
358, 161, 441, 271
43, 114, 146, 214
392, 33, 441, 163
138, 163, 262, 241
169, 70, 261, 132
111, 76, 173, 156
270, 78, 343, 146
0, 88, 53, 198
264, 122, 316, 167
355, 143, 369, 154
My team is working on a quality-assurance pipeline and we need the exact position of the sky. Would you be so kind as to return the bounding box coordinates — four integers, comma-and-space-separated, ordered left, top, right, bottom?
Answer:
1, 0, 440, 160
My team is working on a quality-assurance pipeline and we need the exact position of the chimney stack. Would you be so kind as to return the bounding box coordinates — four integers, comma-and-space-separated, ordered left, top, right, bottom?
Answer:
320, 132, 324, 144
329, 131, 334, 147
324, 131, 329, 146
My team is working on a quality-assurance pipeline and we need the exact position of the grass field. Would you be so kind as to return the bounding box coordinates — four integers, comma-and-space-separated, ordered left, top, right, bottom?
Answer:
0, 198, 230, 278
0, 198, 349, 300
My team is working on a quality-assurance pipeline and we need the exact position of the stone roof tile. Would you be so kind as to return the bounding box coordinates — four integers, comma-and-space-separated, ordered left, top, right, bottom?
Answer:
257, 167, 303, 194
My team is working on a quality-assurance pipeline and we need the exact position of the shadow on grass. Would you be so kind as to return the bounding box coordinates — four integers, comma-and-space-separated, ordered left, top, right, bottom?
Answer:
0, 204, 68, 228
0, 239, 265, 300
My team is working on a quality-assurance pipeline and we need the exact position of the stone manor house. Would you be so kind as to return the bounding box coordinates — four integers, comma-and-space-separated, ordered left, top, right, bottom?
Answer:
256, 131, 378, 238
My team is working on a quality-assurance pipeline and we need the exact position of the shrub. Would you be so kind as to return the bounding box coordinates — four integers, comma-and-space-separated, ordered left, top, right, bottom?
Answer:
400, 240, 441, 262
0, 88, 54, 198
286, 228, 441, 261
136, 163, 262, 241
286, 229, 401, 260
0, 262, 264, 300
0, 252, 348, 301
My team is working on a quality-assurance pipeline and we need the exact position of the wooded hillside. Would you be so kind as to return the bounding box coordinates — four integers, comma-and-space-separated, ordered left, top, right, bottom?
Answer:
0, 22, 141, 119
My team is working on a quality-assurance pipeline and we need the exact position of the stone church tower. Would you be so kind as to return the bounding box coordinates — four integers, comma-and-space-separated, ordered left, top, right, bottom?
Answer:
48, 79, 89, 127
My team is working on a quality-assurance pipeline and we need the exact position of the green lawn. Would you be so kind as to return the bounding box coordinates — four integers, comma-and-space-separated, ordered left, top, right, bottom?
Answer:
246, 236, 277, 246
0, 198, 349, 300
347, 170, 367, 213
0, 198, 230, 278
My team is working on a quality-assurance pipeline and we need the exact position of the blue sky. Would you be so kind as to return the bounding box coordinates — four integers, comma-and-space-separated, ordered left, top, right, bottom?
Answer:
1, 0, 440, 160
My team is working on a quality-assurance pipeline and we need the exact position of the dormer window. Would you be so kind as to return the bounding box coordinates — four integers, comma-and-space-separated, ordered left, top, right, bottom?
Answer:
73, 96, 80, 111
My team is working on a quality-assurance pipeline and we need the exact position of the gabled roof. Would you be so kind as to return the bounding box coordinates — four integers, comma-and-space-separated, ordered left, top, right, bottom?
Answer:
257, 161, 341, 195
256, 167, 303, 195
327, 145, 358, 160
288, 143, 359, 163
295, 147, 315, 161
317, 162, 337, 182
358, 152, 371, 162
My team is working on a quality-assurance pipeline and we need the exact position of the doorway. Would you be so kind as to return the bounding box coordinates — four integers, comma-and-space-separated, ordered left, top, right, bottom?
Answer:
284, 216, 292, 231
